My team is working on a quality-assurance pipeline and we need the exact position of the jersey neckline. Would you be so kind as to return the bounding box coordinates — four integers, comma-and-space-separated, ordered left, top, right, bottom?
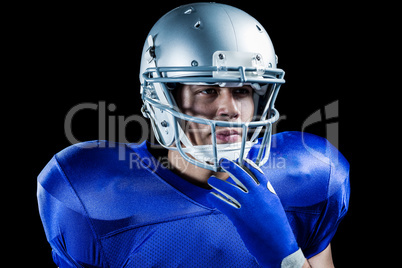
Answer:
128, 140, 215, 209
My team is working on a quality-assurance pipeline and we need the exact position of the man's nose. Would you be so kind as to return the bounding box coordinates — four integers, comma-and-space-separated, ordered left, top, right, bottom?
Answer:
216, 90, 240, 120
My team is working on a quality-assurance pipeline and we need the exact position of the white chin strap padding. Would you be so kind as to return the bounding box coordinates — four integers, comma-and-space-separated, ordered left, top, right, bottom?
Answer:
177, 125, 256, 163
184, 141, 256, 163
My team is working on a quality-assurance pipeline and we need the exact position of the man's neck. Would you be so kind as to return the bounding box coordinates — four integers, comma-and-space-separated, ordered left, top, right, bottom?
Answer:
167, 150, 228, 189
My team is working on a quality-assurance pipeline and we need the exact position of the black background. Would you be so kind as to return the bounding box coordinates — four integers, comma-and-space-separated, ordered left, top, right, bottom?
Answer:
12, 0, 372, 266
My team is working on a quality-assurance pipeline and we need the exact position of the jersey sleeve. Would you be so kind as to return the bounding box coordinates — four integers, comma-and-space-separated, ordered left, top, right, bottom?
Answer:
37, 155, 105, 267
261, 131, 351, 259
301, 135, 351, 259
303, 176, 350, 258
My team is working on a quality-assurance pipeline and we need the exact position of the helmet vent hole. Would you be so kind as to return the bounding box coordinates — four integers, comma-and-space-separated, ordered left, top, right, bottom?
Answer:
194, 20, 202, 29
184, 7, 194, 14
256, 25, 262, 32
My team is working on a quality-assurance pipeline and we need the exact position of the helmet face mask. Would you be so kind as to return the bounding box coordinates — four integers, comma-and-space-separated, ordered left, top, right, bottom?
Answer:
140, 3, 285, 172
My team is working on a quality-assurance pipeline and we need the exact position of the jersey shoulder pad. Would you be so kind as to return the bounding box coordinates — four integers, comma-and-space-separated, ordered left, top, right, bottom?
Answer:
37, 140, 133, 210
260, 131, 350, 208
38, 140, 210, 223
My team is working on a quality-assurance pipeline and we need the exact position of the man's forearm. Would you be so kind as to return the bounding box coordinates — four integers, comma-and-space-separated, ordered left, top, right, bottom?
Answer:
302, 259, 312, 268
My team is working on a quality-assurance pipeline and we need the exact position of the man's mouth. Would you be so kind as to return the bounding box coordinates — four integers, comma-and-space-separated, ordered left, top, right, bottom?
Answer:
215, 129, 241, 143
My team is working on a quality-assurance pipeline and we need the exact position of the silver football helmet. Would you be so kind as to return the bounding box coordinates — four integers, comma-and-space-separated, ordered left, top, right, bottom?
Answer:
139, 2, 285, 172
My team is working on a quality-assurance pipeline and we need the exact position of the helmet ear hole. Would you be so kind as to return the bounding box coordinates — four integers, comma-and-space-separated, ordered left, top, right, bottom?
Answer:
150, 107, 176, 147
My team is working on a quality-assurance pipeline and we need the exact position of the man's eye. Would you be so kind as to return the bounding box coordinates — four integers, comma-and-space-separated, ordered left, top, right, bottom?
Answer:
200, 88, 217, 94
234, 88, 252, 95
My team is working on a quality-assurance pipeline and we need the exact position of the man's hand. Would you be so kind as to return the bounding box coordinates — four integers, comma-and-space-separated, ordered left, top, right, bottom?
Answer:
207, 158, 302, 268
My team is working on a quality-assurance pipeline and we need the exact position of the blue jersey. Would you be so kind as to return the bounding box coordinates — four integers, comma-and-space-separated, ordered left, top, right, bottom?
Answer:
37, 131, 350, 267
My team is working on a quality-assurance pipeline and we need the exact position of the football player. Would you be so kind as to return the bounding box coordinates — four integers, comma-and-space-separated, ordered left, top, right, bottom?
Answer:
37, 3, 350, 267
